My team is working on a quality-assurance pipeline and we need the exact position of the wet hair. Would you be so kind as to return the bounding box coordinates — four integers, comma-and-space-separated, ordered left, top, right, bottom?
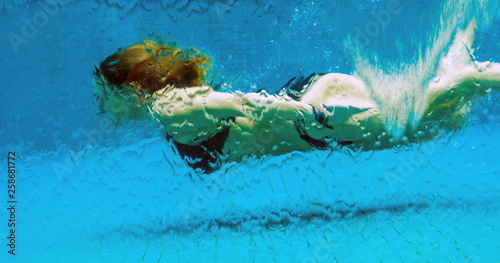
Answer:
96, 39, 212, 93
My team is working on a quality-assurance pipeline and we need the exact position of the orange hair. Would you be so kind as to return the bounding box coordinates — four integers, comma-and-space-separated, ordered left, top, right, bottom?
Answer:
97, 40, 212, 93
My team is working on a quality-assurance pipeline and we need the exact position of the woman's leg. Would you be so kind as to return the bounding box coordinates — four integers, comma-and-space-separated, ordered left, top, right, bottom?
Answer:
421, 17, 500, 126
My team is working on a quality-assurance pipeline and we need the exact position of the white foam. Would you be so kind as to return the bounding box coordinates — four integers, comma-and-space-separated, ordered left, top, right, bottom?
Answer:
346, 0, 499, 140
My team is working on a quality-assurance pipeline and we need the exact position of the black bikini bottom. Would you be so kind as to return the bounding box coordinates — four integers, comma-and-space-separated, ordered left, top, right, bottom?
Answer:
168, 118, 234, 174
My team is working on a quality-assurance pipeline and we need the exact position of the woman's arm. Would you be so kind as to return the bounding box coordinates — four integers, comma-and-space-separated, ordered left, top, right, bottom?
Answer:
240, 91, 317, 123
150, 86, 247, 145
151, 85, 330, 145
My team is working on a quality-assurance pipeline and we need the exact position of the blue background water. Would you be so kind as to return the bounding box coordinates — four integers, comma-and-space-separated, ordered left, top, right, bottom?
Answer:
1, 0, 500, 262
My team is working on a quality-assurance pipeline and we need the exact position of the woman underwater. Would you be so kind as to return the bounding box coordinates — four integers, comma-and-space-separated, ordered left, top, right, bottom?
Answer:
94, 20, 500, 173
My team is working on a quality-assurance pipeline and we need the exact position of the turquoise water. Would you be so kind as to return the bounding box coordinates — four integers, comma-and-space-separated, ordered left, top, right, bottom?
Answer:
1, 0, 500, 262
